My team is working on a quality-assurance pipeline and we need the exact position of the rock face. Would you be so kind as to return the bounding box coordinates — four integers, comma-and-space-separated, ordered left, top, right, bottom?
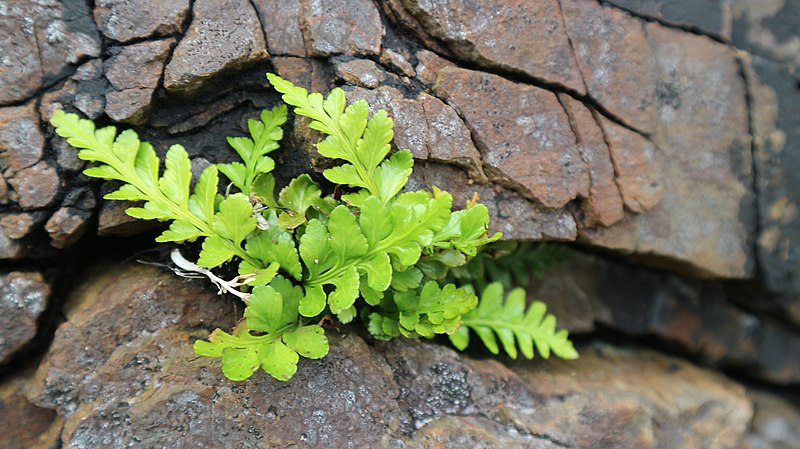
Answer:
26, 263, 755, 448
164, 0, 268, 95
0, 271, 50, 364
0, 0, 799, 445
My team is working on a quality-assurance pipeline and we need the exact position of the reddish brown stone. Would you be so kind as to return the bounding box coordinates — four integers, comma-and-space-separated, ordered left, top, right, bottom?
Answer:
94, 0, 190, 43
0, 17, 43, 105
0, 271, 50, 364
334, 59, 386, 88
581, 24, 754, 278
0, 373, 61, 449
560, 0, 659, 133
434, 66, 589, 208
390, 0, 585, 93
598, 115, 664, 214
105, 38, 175, 124
0, 104, 44, 173
270, 57, 332, 94
380, 48, 415, 77
415, 49, 453, 87
0, 213, 36, 240
252, 0, 306, 56
8, 161, 60, 210
303, 0, 384, 57
410, 163, 577, 241
559, 95, 625, 227
507, 344, 752, 449
45, 207, 91, 249
164, 0, 268, 96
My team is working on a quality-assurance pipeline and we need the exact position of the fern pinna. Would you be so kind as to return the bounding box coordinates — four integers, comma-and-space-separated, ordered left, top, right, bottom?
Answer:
50, 74, 577, 381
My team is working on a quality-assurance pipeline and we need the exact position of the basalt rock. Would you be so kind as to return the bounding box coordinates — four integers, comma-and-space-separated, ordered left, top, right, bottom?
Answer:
0, 271, 50, 364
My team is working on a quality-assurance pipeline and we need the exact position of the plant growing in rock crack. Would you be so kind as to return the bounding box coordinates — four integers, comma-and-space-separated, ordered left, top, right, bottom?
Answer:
50, 74, 578, 381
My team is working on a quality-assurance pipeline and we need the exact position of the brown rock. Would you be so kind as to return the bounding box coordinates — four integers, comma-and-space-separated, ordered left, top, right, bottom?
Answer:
559, 95, 625, 227
380, 48, 415, 77
94, 0, 190, 43
410, 163, 578, 241
526, 251, 800, 384
390, 0, 585, 93
743, 389, 800, 449
105, 38, 175, 124
39, 59, 108, 123
45, 207, 91, 249
560, 0, 659, 133
0, 372, 61, 449
418, 93, 487, 183
25, 262, 754, 448
580, 24, 755, 279
334, 59, 386, 88
252, 0, 306, 56
0, 229, 25, 260
271, 57, 332, 95
0, 17, 43, 104
97, 201, 161, 237
606, 0, 732, 42
0, 271, 50, 364
0, 104, 44, 173
415, 48, 453, 87
434, 66, 589, 208
303, 0, 384, 57
164, 0, 268, 96
598, 115, 664, 214
0, 213, 36, 240
507, 343, 753, 449
0, 1, 99, 105
8, 161, 60, 210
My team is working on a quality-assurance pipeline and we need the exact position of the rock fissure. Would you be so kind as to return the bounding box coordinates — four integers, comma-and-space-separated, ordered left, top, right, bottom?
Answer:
598, 0, 729, 45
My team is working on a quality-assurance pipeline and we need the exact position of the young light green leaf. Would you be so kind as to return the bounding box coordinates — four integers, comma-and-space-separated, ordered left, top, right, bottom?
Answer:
245, 285, 283, 333
257, 340, 299, 381
282, 325, 329, 359
188, 165, 220, 224
245, 211, 303, 280
221, 345, 260, 381
197, 236, 236, 268
300, 284, 326, 317
374, 150, 413, 202
212, 193, 256, 246
155, 219, 203, 243
159, 145, 192, 208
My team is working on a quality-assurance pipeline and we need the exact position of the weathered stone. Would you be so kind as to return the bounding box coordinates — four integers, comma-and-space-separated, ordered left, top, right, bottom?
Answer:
581, 24, 755, 279
415, 49, 453, 87
0, 213, 36, 240
508, 343, 752, 449
0, 372, 61, 449
598, 115, 664, 214
380, 48, 415, 77
303, 0, 384, 57
271, 57, 333, 95
8, 161, 60, 210
559, 95, 625, 227
164, 0, 268, 96
526, 251, 800, 384
743, 389, 800, 449
732, 0, 800, 69
334, 59, 386, 89
0, 228, 25, 260
0, 104, 44, 173
25, 261, 755, 448
560, 0, 659, 134
0, 271, 50, 364
0, 17, 43, 105
39, 59, 108, 123
45, 206, 92, 249
97, 200, 161, 237
743, 54, 800, 309
94, 0, 190, 43
105, 39, 175, 124
390, 0, 585, 93
252, 0, 306, 56
434, 66, 589, 208
410, 163, 578, 241
52, 136, 85, 173
0, 1, 100, 105
605, 0, 733, 41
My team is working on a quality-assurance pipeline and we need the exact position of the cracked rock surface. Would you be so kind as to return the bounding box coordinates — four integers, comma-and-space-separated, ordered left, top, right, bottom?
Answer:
0, 0, 799, 446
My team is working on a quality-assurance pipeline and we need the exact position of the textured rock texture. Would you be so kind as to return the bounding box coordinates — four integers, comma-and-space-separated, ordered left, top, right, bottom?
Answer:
23, 263, 756, 449
0, 0, 799, 445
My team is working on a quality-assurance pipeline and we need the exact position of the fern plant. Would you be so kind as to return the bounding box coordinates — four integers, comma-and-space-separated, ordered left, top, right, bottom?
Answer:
51, 73, 577, 381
